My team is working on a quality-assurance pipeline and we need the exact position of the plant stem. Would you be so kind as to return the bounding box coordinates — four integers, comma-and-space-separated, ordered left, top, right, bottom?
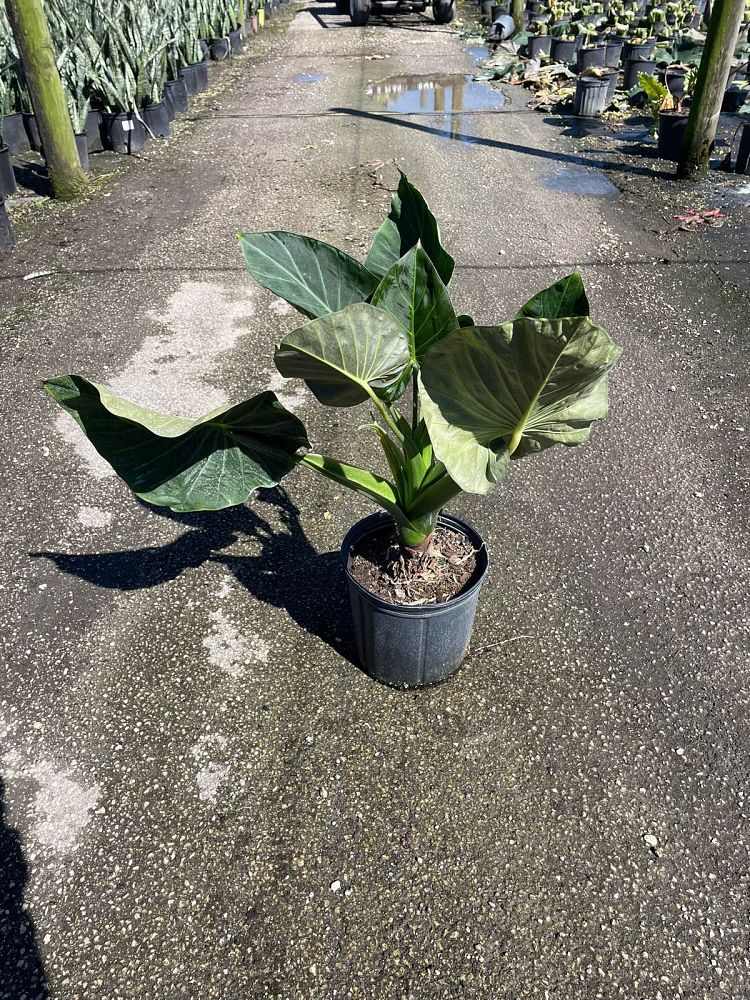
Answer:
366, 389, 404, 444
411, 369, 419, 432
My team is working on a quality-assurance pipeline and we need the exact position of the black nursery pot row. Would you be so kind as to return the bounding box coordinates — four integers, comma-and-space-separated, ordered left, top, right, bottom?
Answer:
0, 8, 282, 191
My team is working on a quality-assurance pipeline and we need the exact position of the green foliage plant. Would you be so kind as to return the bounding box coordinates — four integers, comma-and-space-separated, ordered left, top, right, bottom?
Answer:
44, 174, 621, 555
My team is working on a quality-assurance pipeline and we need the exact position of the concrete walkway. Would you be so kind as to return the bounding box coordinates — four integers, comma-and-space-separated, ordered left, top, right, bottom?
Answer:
1, 4, 748, 998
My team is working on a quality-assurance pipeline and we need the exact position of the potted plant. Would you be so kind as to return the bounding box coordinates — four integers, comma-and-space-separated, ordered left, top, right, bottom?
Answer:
176, 0, 210, 96
577, 22, 607, 67
44, 174, 621, 688
575, 64, 616, 113
528, 21, 553, 59
0, 23, 26, 154
649, 65, 696, 158
55, 42, 94, 170
0, 74, 17, 198
551, 25, 579, 62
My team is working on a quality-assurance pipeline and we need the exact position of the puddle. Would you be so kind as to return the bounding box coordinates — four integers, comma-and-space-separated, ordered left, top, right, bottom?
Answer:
542, 165, 619, 198
293, 73, 327, 84
363, 73, 505, 142
467, 43, 492, 62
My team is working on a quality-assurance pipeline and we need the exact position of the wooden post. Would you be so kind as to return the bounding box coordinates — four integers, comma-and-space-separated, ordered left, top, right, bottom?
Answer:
676, 0, 745, 179
4, 0, 88, 200
511, 0, 524, 31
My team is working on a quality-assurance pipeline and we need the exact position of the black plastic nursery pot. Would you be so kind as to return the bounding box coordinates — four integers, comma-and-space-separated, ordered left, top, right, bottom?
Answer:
623, 37, 656, 59
0, 144, 17, 198
210, 36, 231, 60
722, 86, 749, 113
604, 37, 624, 66
528, 34, 552, 58
664, 65, 687, 99
85, 110, 104, 152
229, 27, 244, 53
23, 112, 42, 153
551, 38, 577, 63
102, 112, 147, 155
578, 44, 606, 70
624, 55, 655, 90
163, 88, 176, 123
574, 74, 611, 115
341, 513, 489, 688
164, 78, 189, 116
657, 109, 687, 161
194, 61, 210, 91
180, 65, 199, 97
491, 13, 516, 38
143, 101, 171, 139
605, 67, 619, 103
737, 123, 750, 174
74, 133, 89, 173
2, 112, 28, 154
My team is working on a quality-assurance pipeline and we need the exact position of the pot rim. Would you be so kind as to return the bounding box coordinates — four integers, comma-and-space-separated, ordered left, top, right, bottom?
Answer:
340, 511, 489, 615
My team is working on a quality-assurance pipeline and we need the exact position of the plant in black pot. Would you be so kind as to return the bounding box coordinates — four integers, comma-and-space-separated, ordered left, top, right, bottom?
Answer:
575, 64, 616, 112
43, 173, 621, 688
176, 0, 210, 95
577, 22, 607, 67
551, 23, 579, 62
0, 48, 28, 155
93, 5, 148, 154
643, 65, 696, 159
528, 21, 553, 58
55, 41, 95, 171
0, 73, 18, 198
206, 0, 238, 59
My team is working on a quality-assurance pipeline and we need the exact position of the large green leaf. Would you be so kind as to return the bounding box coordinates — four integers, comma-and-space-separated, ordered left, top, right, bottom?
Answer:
44, 376, 309, 511
236, 231, 379, 319
365, 172, 455, 286
274, 302, 410, 407
419, 317, 621, 494
371, 245, 458, 373
517, 271, 590, 320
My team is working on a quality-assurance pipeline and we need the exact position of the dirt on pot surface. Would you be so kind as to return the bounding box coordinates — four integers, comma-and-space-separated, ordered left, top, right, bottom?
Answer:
349, 525, 479, 605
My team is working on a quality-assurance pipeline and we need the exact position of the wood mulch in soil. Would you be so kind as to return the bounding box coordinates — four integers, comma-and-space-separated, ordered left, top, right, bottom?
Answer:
348, 525, 480, 606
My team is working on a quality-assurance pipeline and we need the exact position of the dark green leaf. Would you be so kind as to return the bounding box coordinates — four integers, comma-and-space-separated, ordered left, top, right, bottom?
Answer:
516, 271, 590, 320
237, 231, 379, 319
274, 302, 410, 407
419, 317, 621, 494
44, 376, 308, 511
371, 244, 458, 371
366, 171, 455, 286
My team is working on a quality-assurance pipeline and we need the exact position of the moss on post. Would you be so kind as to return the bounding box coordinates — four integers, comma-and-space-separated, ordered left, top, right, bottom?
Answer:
677, 0, 745, 179
5, 0, 88, 200
511, 0, 524, 31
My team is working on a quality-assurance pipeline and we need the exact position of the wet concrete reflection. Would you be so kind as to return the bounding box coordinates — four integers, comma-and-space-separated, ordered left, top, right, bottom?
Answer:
363, 72, 505, 142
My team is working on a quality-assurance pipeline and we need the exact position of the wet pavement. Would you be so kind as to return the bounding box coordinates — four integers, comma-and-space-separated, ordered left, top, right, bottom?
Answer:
0, 2, 749, 998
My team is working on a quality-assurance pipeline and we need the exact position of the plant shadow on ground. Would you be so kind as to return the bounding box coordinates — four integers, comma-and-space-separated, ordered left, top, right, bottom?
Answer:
0, 776, 50, 1000
332, 106, 675, 178
32, 489, 358, 666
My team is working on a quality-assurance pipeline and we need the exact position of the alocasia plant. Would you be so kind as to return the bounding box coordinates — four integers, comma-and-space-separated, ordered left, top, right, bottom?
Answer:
45, 172, 621, 554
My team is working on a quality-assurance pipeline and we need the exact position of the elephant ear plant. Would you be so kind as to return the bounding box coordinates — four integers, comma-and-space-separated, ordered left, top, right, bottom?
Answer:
44, 173, 621, 686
